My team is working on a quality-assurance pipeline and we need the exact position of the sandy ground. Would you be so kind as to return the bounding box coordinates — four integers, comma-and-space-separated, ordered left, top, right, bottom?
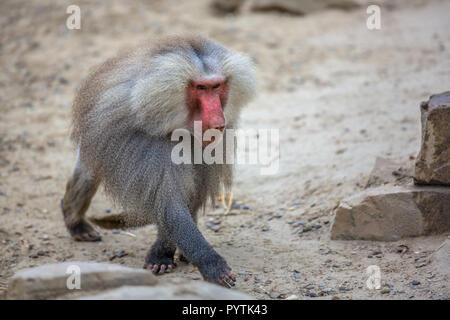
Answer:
0, 0, 449, 299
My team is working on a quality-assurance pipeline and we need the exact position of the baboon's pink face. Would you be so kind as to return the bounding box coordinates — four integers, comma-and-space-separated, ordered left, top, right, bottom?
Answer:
186, 76, 229, 145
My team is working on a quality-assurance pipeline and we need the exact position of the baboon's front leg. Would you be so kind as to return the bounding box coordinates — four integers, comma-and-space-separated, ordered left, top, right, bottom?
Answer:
144, 234, 177, 274
61, 155, 101, 242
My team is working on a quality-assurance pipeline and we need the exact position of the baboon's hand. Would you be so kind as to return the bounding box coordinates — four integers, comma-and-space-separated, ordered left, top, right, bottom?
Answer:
198, 254, 236, 288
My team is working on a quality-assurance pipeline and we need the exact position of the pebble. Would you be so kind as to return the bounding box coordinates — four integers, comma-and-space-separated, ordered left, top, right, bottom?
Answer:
339, 286, 351, 292
411, 280, 420, 286
37, 249, 49, 256
105, 209, 111, 213
231, 203, 240, 209
294, 200, 301, 206
380, 288, 390, 294
332, 264, 341, 268
242, 205, 250, 210
269, 291, 280, 299
309, 292, 317, 297
314, 224, 322, 230
293, 273, 301, 279
306, 285, 314, 290
238, 270, 246, 275
262, 226, 270, 232
0, 191, 5, 196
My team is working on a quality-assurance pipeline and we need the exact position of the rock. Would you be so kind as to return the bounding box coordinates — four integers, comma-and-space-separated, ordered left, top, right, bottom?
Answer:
7, 262, 253, 300
432, 238, 450, 277
331, 183, 450, 241
414, 91, 450, 185
366, 157, 412, 188
7, 262, 157, 300
380, 288, 390, 294
79, 280, 252, 300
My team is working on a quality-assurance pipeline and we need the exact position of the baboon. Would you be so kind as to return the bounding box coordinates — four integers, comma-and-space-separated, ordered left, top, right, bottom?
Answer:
61, 35, 256, 287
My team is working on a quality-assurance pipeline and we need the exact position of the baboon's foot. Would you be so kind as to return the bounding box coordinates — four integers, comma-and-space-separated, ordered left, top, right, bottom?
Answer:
198, 255, 236, 288
144, 245, 176, 274
68, 219, 102, 242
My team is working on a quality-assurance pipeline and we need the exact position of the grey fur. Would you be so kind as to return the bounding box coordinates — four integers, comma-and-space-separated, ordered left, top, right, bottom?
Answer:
63, 35, 256, 285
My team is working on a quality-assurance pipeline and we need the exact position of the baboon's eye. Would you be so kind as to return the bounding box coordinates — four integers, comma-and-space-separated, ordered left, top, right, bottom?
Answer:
196, 85, 207, 90
212, 83, 220, 89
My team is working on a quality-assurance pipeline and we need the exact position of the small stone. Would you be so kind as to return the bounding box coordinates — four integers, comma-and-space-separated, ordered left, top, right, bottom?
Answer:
293, 273, 301, 279
36, 250, 48, 256
242, 205, 250, 210
262, 226, 270, 232
238, 270, 246, 275
380, 288, 390, 294
411, 280, 420, 286
269, 291, 280, 299
309, 292, 317, 297
306, 285, 314, 290
339, 286, 351, 292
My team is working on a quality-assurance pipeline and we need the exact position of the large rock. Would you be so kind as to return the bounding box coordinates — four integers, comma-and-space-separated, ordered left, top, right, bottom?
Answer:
79, 280, 252, 300
414, 91, 450, 185
7, 261, 157, 300
331, 184, 450, 241
7, 262, 253, 300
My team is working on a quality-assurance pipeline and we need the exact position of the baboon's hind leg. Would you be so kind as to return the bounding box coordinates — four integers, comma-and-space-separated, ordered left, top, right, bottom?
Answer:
61, 152, 101, 242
